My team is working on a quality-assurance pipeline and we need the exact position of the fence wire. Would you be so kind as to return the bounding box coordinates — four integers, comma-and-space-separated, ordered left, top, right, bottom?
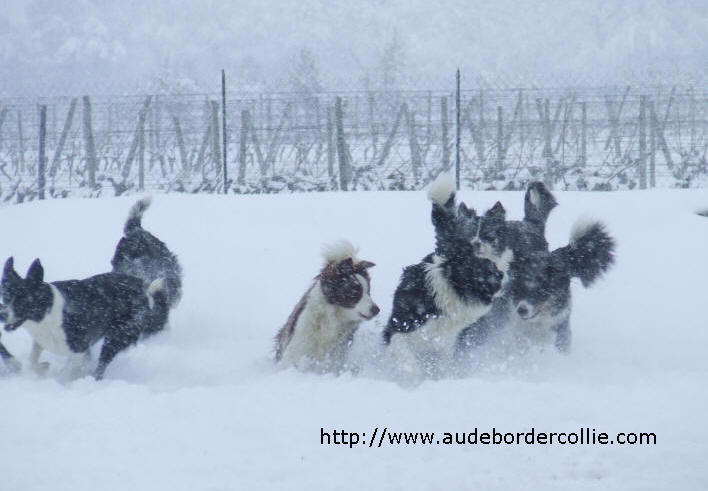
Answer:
0, 79, 706, 204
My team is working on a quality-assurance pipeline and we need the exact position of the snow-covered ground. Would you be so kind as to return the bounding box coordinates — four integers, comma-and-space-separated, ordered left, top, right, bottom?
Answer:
0, 188, 707, 490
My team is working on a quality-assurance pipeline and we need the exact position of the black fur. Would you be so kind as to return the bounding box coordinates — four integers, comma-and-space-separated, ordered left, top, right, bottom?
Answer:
2, 257, 168, 379
383, 186, 504, 345
457, 182, 560, 350
458, 220, 616, 354
111, 198, 182, 312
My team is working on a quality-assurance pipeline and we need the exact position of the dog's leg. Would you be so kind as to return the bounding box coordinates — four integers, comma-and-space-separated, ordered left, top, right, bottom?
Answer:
0, 342, 21, 373
59, 351, 90, 382
387, 333, 424, 387
29, 341, 50, 375
94, 325, 141, 380
553, 318, 571, 353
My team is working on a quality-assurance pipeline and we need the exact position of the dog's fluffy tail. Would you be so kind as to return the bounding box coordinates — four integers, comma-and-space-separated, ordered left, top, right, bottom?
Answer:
124, 197, 152, 235
428, 173, 459, 246
428, 172, 456, 208
143, 278, 169, 337
560, 219, 616, 287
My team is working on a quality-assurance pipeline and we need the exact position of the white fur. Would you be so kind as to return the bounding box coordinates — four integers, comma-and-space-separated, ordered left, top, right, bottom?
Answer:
147, 278, 164, 309
506, 302, 571, 348
570, 216, 599, 244
474, 245, 514, 289
130, 196, 152, 219
20, 285, 71, 356
3, 356, 21, 373
386, 255, 496, 382
427, 172, 456, 206
279, 274, 375, 373
528, 188, 540, 208
321, 240, 359, 265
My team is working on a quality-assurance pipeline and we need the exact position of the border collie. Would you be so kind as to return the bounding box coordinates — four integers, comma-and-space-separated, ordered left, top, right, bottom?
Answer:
1, 257, 168, 380
382, 174, 505, 380
111, 197, 182, 314
458, 218, 615, 356
275, 241, 379, 373
454, 182, 559, 350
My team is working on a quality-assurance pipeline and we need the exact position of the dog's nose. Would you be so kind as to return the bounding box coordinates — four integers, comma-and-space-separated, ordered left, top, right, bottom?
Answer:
371, 304, 380, 317
517, 305, 529, 317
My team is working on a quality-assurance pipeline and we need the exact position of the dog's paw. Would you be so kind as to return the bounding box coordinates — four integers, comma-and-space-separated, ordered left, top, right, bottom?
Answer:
31, 361, 50, 376
3, 357, 22, 373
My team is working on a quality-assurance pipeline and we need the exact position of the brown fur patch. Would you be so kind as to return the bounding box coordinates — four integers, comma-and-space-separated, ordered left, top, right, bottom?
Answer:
274, 281, 316, 361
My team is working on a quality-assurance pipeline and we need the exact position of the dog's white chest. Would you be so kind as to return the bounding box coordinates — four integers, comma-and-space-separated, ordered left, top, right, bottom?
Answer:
22, 285, 71, 356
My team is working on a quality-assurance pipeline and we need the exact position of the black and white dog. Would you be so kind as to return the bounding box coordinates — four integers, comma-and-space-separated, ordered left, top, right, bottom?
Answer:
454, 182, 559, 351
111, 197, 182, 314
275, 241, 380, 373
1, 257, 168, 379
457, 187, 615, 357
383, 174, 506, 379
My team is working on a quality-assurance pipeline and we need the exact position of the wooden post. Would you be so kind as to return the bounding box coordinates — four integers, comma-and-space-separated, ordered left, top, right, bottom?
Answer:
263, 103, 291, 176
17, 110, 24, 174
639, 95, 647, 190
455, 69, 461, 190
649, 100, 656, 188
518, 90, 524, 162
238, 109, 249, 185
49, 98, 77, 177
403, 103, 422, 180
426, 91, 432, 146
496, 105, 504, 171
353, 95, 359, 135
155, 95, 161, 150
377, 104, 404, 168
82, 96, 98, 188
368, 92, 377, 160
335, 97, 349, 191
581, 101, 587, 166
172, 115, 188, 173
123, 96, 152, 179
138, 111, 145, 190
441, 96, 450, 171
38, 105, 47, 200
326, 105, 335, 188
689, 85, 696, 153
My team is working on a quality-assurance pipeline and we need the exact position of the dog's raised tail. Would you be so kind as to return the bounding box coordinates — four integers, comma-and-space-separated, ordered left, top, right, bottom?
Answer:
427, 172, 456, 208
124, 197, 152, 235
565, 219, 616, 287
143, 278, 168, 337
524, 182, 557, 227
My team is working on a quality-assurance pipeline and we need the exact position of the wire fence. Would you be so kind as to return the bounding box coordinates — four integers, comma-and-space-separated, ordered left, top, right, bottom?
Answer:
0, 74, 706, 204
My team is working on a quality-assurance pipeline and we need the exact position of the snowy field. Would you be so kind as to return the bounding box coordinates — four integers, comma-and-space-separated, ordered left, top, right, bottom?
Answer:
1, 188, 707, 490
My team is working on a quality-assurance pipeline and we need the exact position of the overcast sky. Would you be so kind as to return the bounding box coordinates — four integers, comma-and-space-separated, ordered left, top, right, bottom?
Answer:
1, 0, 706, 95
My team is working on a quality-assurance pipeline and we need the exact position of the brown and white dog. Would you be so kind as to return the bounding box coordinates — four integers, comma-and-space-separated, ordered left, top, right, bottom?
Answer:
274, 241, 379, 373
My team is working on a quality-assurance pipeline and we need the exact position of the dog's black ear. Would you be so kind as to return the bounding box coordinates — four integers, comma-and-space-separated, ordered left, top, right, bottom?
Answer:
486, 201, 506, 222
3, 257, 15, 278
26, 259, 44, 285
458, 202, 476, 218
524, 182, 558, 226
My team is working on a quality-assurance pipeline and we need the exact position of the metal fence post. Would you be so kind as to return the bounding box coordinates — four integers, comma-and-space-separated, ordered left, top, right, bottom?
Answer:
455, 68, 461, 190
222, 69, 228, 194
639, 95, 647, 190
38, 105, 47, 200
